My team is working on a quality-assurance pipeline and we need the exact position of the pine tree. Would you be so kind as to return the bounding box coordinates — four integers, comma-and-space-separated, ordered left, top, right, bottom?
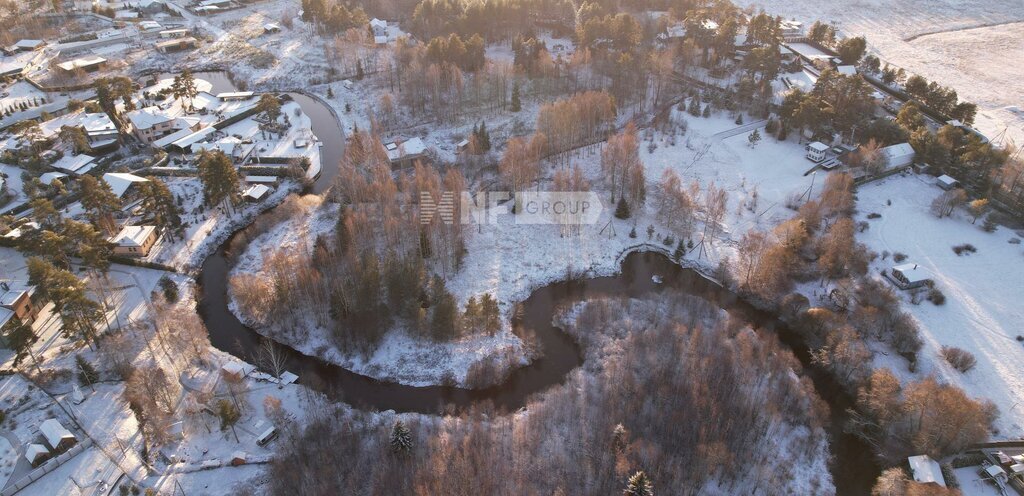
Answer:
624, 471, 653, 496
735, 113, 744, 125
197, 150, 241, 213
326, 86, 334, 98
687, 95, 701, 116
76, 354, 99, 390
702, 105, 711, 118
390, 420, 412, 455
356, 59, 364, 80
336, 203, 351, 252
983, 216, 998, 233
747, 128, 761, 147
510, 83, 521, 112
614, 197, 631, 219
629, 226, 637, 238
478, 121, 491, 151
673, 238, 685, 261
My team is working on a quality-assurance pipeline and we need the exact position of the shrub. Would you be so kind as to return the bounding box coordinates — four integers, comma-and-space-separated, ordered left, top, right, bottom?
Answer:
927, 288, 945, 306
941, 346, 977, 373
952, 244, 977, 255
867, 213, 882, 219
893, 252, 908, 263
158, 275, 178, 303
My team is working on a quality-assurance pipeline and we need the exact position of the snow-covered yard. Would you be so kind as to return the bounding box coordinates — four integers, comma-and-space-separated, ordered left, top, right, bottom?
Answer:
856, 174, 1024, 436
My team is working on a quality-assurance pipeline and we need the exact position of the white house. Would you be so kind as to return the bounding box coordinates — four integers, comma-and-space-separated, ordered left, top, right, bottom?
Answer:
40, 419, 76, 451
56, 56, 107, 73
806, 141, 828, 162
907, 455, 946, 487
242, 184, 270, 202
370, 18, 388, 44
50, 154, 98, 175
384, 137, 427, 168
263, 23, 281, 34
24, 444, 49, 466
880, 142, 915, 168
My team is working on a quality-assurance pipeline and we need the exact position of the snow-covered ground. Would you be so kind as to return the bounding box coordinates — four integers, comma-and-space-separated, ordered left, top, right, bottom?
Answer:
742, 0, 1024, 149
145, 176, 299, 271
855, 174, 1024, 436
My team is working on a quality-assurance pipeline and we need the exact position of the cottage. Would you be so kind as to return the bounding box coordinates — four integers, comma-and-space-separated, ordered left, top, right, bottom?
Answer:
56, 56, 107, 73
109, 225, 159, 257
3, 39, 45, 55
102, 172, 150, 199
125, 106, 185, 143
384, 137, 427, 168
937, 174, 960, 191
806, 141, 828, 162
40, 419, 76, 451
39, 172, 69, 185
263, 23, 281, 34
24, 444, 49, 466
51, 154, 98, 175
907, 455, 946, 487
889, 263, 931, 290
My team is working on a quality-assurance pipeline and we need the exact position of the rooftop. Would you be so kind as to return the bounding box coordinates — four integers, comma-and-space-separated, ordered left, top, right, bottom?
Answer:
102, 172, 150, 197
109, 225, 157, 247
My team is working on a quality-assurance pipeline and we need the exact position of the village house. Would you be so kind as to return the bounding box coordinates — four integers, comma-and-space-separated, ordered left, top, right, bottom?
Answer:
56, 56, 107, 74
102, 172, 150, 200
24, 444, 49, 467
50, 153, 98, 175
888, 263, 932, 290
159, 28, 190, 39
241, 184, 271, 202
0, 280, 42, 333
384, 137, 427, 168
2, 39, 45, 56
125, 107, 197, 143
40, 419, 76, 452
937, 174, 960, 190
806, 141, 829, 162
880, 142, 916, 169
370, 18, 388, 44
109, 225, 159, 257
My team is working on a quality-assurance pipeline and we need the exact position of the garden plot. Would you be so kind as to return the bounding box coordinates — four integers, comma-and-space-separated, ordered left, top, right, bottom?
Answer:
855, 174, 1024, 436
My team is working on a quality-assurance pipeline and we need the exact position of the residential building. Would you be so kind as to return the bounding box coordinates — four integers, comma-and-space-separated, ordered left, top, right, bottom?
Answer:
888, 263, 931, 290
56, 56, 107, 73
880, 142, 916, 168
0, 280, 42, 328
384, 137, 427, 168
907, 455, 946, 487
40, 419, 76, 452
102, 172, 150, 199
806, 141, 829, 162
109, 225, 159, 257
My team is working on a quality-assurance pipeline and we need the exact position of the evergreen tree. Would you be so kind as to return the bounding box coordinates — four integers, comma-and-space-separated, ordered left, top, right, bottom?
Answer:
629, 226, 637, 238
6, 321, 40, 371
735, 113, 744, 125
158, 275, 178, 303
336, 203, 351, 252
256, 94, 282, 123
687, 95, 701, 116
614, 196, 631, 219
390, 420, 412, 455
673, 238, 685, 261
139, 178, 183, 239
702, 105, 711, 118
479, 293, 500, 334
747, 128, 761, 147
983, 216, 998, 233
429, 279, 459, 341
171, 70, 198, 111
624, 471, 653, 496
326, 86, 334, 98
510, 83, 521, 112
79, 175, 121, 235
356, 59, 364, 80
76, 354, 99, 390
197, 150, 241, 213
477, 122, 491, 151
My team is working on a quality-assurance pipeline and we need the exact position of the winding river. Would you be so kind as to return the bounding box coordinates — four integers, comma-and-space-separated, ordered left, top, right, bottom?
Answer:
192, 73, 880, 494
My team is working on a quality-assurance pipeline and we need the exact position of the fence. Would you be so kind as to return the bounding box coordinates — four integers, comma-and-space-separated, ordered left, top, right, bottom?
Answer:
0, 438, 94, 496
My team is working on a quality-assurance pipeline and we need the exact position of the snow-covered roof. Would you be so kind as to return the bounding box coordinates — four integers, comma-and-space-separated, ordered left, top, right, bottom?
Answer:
3, 222, 39, 240
244, 175, 278, 183
808, 141, 829, 152
39, 172, 69, 185
102, 172, 150, 198
264, 23, 280, 31
170, 126, 217, 150
109, 225, 156, 247
40, 419, 75, 449
242, 184, 270, 200
881, 142, 915, 161
25, 444, 48, 463
385, 137, 427, 162
937, 174, 958, 186
836, 65, 857, 76
160, 28, 189, 36
13, 39, 44, 50
907, 455, 945, 487
139, 20, 162, 31
986, 465, 1006, 478
56, 56, 106, 72
216, 91, 254, 100
0, 280, 35, 308
370, 18, 387, 29
892, 264, 930, 284
0, 308, 14, 327
51, 153, 97, 174
126, 106, 176, 130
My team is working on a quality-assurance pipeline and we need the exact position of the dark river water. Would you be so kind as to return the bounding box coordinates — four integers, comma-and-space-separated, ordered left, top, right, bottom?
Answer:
191, 72, 879, 494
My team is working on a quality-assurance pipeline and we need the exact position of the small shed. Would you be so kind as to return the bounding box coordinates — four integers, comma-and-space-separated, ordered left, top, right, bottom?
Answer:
40, 419, 76, 451
231, 451, 247, 466
890, 264, 931, 290
806, 141, 828, 162
880, 142, 916, 168
984, 464, 1008, 483
263, 23, 281, 34
937, 175, 960, 191
907, 455, 946, 487
24, 444, 49, 466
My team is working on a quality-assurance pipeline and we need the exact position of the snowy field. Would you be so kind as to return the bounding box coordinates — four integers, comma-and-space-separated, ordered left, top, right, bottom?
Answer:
855, 174, 1024, 436
742, 0, 1024, 149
